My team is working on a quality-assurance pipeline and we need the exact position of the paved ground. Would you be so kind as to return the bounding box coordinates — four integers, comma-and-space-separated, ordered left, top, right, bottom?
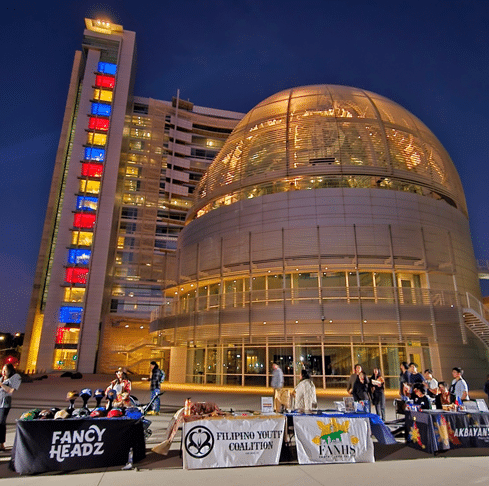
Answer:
1, 374, 488, 485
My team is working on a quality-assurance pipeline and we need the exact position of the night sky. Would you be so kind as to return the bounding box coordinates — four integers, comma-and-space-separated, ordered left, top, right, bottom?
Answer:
1, 1, 488, 334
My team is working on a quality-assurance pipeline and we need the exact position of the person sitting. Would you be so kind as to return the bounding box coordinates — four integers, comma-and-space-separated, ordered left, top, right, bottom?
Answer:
106, 367, 131, 408
435, 381, 455, 409
293, 369, 317, 412
412, 383, 431, 410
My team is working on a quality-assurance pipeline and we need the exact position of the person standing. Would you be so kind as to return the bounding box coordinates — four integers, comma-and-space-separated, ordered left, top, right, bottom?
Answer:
293, 369, 317, 412
148, 361, 165, 415
423, 369, 438, 397
484, 374, 489, 403
370, 367, 386, 421
450, 367, 469, 400
271, 363, 284, 412
347, 364, 362, 396
0, 364, 21, 451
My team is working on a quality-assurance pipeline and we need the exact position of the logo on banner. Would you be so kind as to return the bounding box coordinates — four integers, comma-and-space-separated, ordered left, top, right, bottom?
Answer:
185, 425, 215, 458
312, 418, 358, 460
49, 424, 106, 462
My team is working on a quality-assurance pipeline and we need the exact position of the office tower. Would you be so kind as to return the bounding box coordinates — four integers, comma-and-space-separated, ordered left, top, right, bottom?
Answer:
21, 19, 243, 374
152, 85, 489, 387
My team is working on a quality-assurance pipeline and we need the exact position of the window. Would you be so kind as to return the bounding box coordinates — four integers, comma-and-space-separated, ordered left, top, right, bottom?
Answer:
63, 287, 85, 303
84, 147, 105, 162
53, 349, 78, 370
88, 117, 110, 131
91, 102, 112, 116
86, 132, 107, 146
65, 268, 88, 284
79, 180, 100, 194
81, 163, 103, 178
76, 195, 98, 211
93, 89, 113, 103
73, 213, 96, 229
59, 306, 83, 324
97, 62, 117, 75
67, 249, 91, 265
71, 231, 93, 246
94, 75, 115, 89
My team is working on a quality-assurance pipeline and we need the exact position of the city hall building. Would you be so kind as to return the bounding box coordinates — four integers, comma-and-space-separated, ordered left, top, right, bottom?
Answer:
23, 19, 489, 390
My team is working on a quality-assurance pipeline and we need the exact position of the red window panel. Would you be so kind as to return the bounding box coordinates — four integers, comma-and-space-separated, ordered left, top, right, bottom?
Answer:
56, 327, 69, 344
73, 213, 97, 229
95, 75, 115, 89
88, 117, 110, 131
81, 163, 104, 178
65, 268, 88, 284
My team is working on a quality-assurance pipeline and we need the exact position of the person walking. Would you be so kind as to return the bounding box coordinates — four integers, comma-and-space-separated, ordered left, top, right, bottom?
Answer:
271, 363, 284, 412
0, 364, 21, 451
147, 361, 165, 415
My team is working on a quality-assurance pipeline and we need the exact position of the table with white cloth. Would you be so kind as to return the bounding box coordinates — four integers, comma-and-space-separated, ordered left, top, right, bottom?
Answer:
182, 413, 285, 469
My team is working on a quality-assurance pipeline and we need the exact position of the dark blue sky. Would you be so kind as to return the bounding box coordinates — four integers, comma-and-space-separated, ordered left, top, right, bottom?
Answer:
1, 1, 488, 333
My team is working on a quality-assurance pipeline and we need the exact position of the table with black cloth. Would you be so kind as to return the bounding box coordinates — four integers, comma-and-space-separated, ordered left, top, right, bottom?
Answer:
285, 411, 397, 445
10, 417, 146, 475
406, 410, 489, 454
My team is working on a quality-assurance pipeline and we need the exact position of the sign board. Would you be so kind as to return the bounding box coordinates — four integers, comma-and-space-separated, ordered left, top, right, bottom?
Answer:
293, 415, 374, 464
183, 415, 285, 469
261, 397, 274, 413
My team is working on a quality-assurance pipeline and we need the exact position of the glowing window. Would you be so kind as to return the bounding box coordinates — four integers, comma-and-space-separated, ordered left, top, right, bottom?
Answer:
84, 147, 105, 162
53, 349, 78, 370
93, 88, 113, 102
65, 267, 88, 284
81, 163, 103, 178
55, 327, 80, 345
76, 195, 98, 211
63, 287, 85, 303
68, 249, 91, 265
86, 132, 107, 146
91, 102, 112, 116
79, 180, 100, 194
59, 306, 83, 324
97, 62, 117, 75
73, 213, 96, 229
71, 231, 93, 246
88, 117, 110, 131
95, 75, 115, 89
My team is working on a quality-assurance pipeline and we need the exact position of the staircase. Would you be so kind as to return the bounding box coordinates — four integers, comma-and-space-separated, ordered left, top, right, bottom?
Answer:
462, 292, 489, 348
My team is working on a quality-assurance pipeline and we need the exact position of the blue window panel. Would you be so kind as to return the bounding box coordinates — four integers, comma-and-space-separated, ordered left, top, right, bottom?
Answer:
68, 249, 92, 265
91, 103, 111, 116
59, 306, 83, 324
98, 62, 117, 75
76, 196, 98, 211
84, 147, 105, 162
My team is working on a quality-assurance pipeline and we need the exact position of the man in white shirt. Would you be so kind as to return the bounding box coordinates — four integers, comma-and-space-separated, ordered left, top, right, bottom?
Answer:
423, 369, 438, 397
450, 367, 469, 400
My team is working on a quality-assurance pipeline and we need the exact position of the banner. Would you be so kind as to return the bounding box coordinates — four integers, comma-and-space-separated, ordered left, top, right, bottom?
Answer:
183, 415, 285, 469
11, 418, 145, 475
293, 415, 374, 464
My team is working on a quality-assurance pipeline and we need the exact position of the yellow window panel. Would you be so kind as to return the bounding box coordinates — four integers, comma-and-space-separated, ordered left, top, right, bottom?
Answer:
87, 132, 107, 146
63, 288, 86, 303
71, 231, 93, 246
79, 180, 101, 194
93, 88, 113, 102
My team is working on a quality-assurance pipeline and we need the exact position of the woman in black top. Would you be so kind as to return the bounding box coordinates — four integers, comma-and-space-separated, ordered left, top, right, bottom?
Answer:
352, 371, 370, 402
370, 367, 386, 421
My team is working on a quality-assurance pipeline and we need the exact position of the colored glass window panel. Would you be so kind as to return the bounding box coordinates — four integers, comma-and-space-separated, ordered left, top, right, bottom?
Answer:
93, 88, 113, 103
91, 103, 112, 116
79, 180, 100, 194
87, 132, 107, 146
76, 195, 98, 211
81, 163, 103, 178
63, 287, 85, 303
59, 306, 83, 324
71, 231, 93, 246
55, 327, 80, 345
68, 249, 91, 265
95, 75, 115, 89
98, 62, 117, 75
65, 267, 88, 284
84, 147, 105, 162
88, 117, 110, 131
53, 349, 77, 370
73, 213, 96, 229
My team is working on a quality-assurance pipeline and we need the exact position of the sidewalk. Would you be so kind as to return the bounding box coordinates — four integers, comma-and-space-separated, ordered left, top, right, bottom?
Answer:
0, 374, 488, 485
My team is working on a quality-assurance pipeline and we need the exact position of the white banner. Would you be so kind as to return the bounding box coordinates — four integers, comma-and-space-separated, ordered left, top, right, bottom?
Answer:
183, 415, 285, 469
294, 415, 374, 464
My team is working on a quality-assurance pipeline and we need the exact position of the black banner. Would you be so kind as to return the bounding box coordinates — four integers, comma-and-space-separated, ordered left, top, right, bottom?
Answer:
11, 418, 145, 474
406, 411, 489, 453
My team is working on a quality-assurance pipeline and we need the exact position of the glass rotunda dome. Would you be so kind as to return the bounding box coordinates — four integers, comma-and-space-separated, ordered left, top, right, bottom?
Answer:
190, 85, 466, 221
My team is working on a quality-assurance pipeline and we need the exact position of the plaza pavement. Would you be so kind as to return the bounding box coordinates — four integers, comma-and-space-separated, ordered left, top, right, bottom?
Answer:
0, 373, 488, 485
